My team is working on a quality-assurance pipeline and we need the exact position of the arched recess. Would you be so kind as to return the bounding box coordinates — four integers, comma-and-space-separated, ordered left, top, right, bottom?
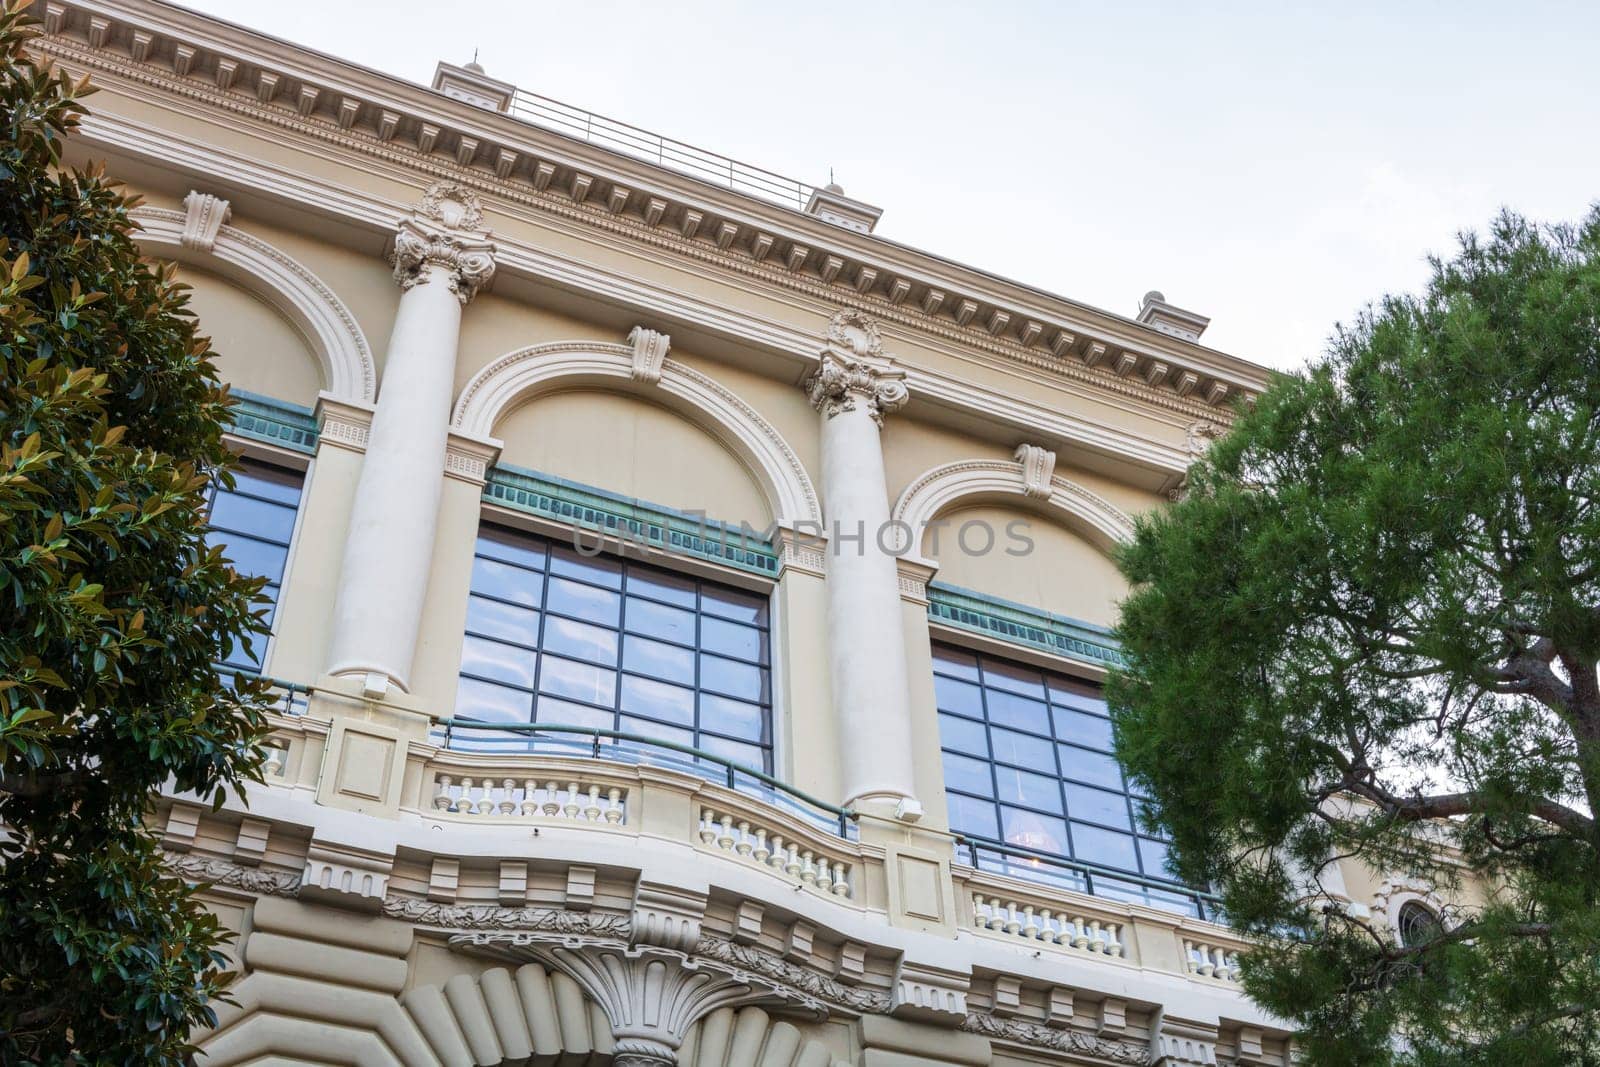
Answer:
453, 341, 822, 527
402, 964, 846, 1067
132, 208, 376, 403
892, 457, 1137, 560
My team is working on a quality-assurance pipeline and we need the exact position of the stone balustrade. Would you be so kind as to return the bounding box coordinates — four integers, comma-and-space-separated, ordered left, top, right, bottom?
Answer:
1183, 939, 1242, 982
430, 772, 627, 824
971, 894, 1125, 956
695, 804, 855, 899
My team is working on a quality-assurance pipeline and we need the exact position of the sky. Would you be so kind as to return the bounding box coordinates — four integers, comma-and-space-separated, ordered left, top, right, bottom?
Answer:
179, 0, 1600, 372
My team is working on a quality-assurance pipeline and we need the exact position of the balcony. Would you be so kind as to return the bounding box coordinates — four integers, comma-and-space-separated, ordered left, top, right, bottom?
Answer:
231, 671, 1251, 993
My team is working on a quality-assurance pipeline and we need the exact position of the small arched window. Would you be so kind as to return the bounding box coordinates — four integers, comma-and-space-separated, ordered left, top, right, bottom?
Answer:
1397, 901, 1442, 947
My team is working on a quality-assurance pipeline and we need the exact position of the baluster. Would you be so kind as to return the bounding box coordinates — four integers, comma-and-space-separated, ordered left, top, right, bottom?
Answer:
263, 745, 286, 777
499, 778, 517, 815
767, 835, 785, 869
520, 778, 537, 817
1037, 909, 1057, 944
605, 787, 624, 823
1022, 906, 1040, 940
734, 821, 753, 856
752, 829, 770, 863
717, 816, 736, 851
563, 781, 581, 819
1197, 943, 1216, 977
784, 845, 802, 877
432, 774, 453, 811
583, 785, 602, 821
698, 808, 717, 844
817, 857, 835, 890
1072, 917, 1090, 950
988, 898, 1007, 932
1001, 902, 1019, 936
1183, 939, 1199, 973
542, 781, 561, 816
1106, 923, 1124, 957
1088, 920, 1104, 953
799, 850, 816, 885
457, 777, 475, 814
830, 864, 850, 897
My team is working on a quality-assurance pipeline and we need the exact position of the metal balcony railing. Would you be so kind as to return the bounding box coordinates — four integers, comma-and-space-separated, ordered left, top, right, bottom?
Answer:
955, 831, 1221, 921
434, 719, 856, 839
507, 89, 816, 210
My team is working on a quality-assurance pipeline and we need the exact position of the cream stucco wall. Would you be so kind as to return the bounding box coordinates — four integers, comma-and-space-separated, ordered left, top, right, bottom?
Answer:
182, 265, 325, 406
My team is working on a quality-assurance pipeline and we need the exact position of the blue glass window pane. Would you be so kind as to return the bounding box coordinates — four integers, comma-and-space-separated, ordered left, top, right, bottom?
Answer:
942, 752, 992, 797
995, 766, 1064, 814
476, 531, 546, 569
218, 537, 288, 583
622, 635, 695, 685
231, 466, 302, 505
934, 675, 984, 718
547, 577, 621, 624
699, 653, 763, 701
700, 693, 765, 741
472, 558, 543, 606
1071, 823, 1139, 871
700, 586, 766, 623
627, 569, 697, 607
982, 660, 1046, 698
209, 491, 296, 543
456, 676, 533, 723
1057, 744, 1125, 789
620, 675, 695, 725
947, 793, 999, 838
542, 616, 619, 666
460, 635, 538, 689
549, 547, 623, 588
1053, 706, 1114, 749
619, 714, 694, 749
1064, 782, 1131, 830
538, 656, 616, 705
465, 598, 539, 646
931, 646, 980, 681
938, 712, 987, 755
1001, 807, 1069, 855
699, 733, 765, 770
533, 697, 614, 731
990, 727, 1056, 773
1047, 679, 1106, 713
986, 690, 1050, 735
625, 597, 696, 644
701, 616, 763, 662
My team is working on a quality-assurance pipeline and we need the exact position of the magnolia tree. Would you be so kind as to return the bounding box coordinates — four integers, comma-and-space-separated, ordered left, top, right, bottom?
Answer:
1109, 208, 1600, 1065
0, 2, 271, 1061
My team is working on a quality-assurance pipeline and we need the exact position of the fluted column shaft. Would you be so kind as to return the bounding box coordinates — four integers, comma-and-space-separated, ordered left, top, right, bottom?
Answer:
805, 313, 923, 818
327, 184, 494, 693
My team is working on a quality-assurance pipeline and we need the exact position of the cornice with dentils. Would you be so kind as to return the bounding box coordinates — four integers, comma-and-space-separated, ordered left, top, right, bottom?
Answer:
37, 0, 1272, 417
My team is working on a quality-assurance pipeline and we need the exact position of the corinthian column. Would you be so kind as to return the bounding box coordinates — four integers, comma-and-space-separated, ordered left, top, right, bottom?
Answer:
326, 183, 495, 695
804, 311, 923, 820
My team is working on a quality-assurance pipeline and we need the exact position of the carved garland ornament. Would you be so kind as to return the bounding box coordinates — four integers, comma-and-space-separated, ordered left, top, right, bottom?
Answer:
961, 1014, 1152, 1064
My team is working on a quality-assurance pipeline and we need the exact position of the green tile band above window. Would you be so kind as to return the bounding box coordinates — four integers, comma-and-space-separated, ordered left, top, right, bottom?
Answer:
227, 390, 319, 454
927, 582, 1123, 669
484, 464, 780, 579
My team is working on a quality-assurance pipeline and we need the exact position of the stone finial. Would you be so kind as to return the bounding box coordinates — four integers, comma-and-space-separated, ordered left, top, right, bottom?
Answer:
179, 190, 231, 252
803, 310, 909, 426
431, 59, 515, 113
804, 182, 884, 233
1013, 443, 1058, 499
390, 181, 497, 303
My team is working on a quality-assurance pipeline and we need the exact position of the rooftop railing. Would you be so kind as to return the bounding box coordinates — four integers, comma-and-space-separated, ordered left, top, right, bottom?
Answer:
508, 89, 816, 210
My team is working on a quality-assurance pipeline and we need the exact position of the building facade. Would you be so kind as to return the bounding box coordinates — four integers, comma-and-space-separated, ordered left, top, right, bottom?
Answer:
34, 3, 1447, 1064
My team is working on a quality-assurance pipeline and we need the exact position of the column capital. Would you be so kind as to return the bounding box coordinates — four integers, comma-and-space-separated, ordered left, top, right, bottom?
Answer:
803, 309, 909, 426
390, 181, 497, 303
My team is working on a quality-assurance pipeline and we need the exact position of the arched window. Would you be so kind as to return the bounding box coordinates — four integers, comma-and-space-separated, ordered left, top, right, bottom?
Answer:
1397, 901, 1442, 947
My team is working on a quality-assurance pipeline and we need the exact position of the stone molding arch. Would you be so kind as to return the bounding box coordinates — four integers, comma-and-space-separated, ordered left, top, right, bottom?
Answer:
133, 206, 377, 402
891, 456, 1137, 559
452, 340, 822, 527
1371, 876, 1457, 939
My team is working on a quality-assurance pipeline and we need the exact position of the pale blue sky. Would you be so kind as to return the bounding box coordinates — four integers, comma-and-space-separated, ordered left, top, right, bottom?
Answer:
180, 0, 1600, 370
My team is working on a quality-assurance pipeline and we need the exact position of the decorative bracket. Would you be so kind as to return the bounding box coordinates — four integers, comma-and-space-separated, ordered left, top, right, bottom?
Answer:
1013, 443, 1058, 499
628, 325, 671, 384
179, 190, 231, 252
